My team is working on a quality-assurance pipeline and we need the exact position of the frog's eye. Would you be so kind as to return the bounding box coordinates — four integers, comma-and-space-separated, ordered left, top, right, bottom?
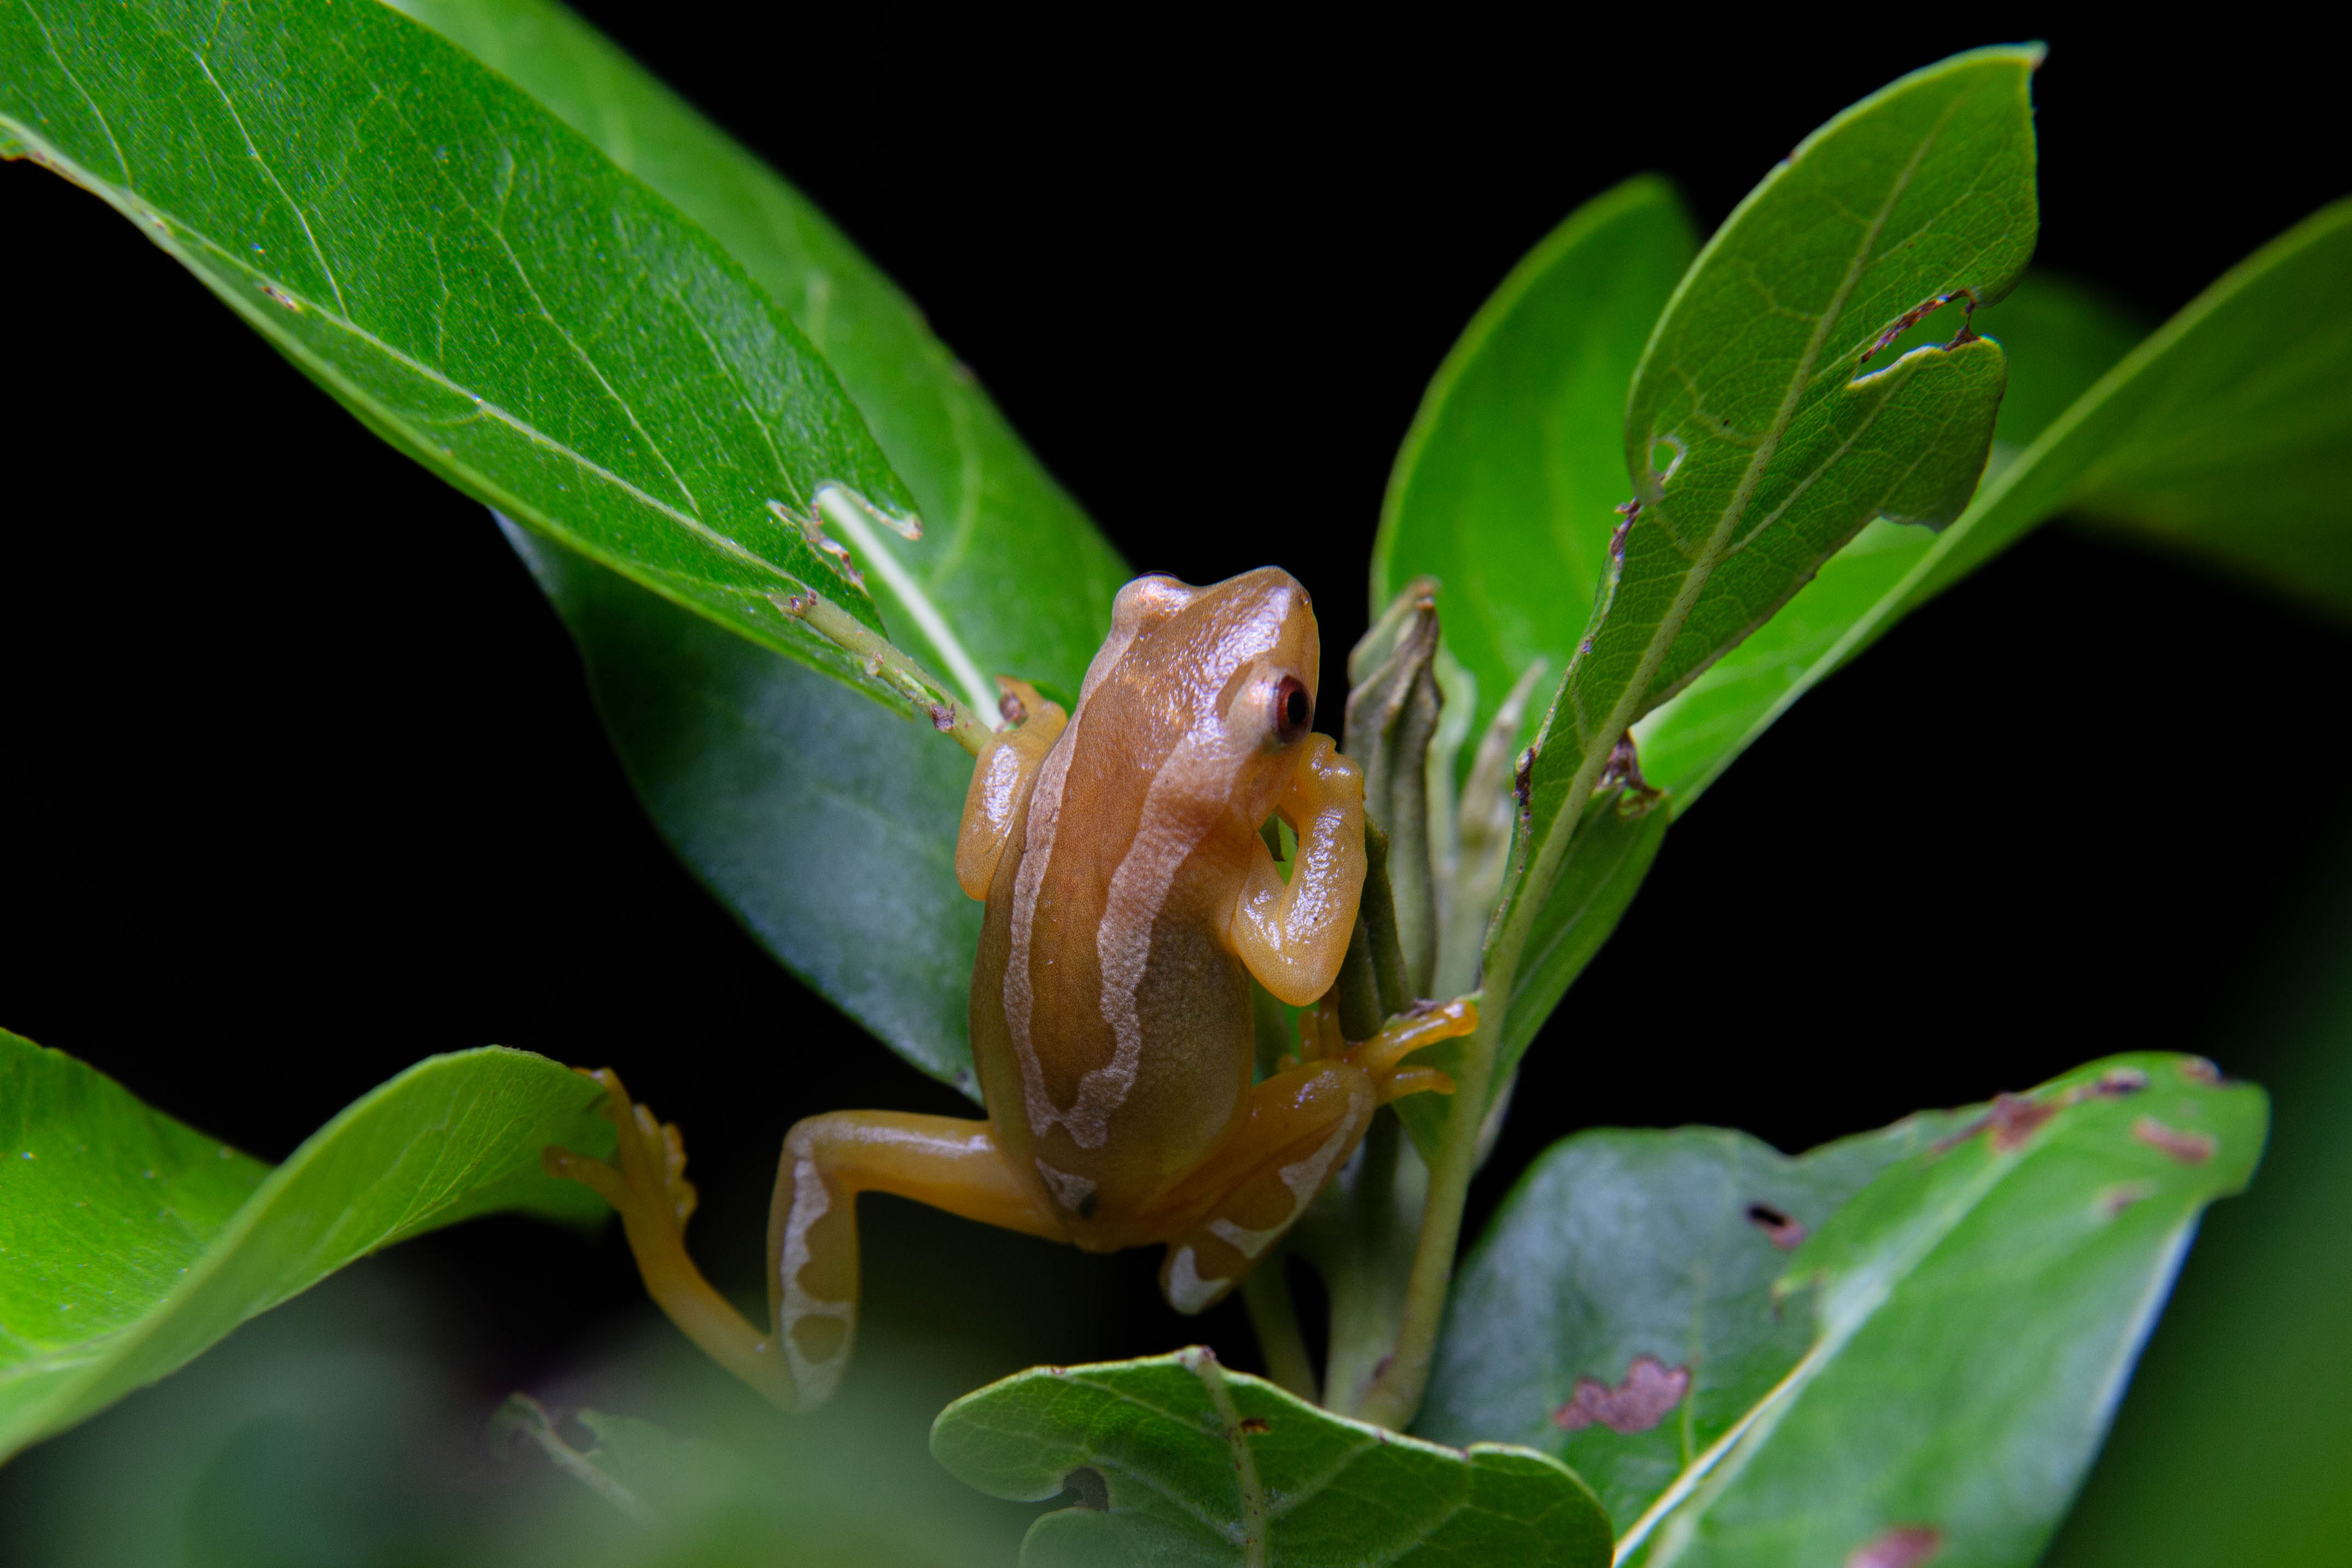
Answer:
1271, 675, 1312, 745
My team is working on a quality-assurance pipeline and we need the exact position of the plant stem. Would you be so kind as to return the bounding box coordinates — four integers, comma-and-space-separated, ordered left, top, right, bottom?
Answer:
796, 593, 995, 755
1304, 1107, 1424, 1418
1350, 970, 1504, 1430
1239, 1253, 1319, 1404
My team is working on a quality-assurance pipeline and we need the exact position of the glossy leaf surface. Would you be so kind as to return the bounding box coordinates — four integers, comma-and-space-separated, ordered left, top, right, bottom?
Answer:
1372, 177, 1698, 754
933, 1347, 1612, 1566
0, 1028, 610, 1460
509, 523, 983, 1091
1424, 1054, 2262, 1566
0, 0, 922, 703
392, 0, 1127, 702
1634, 199, 2352, 803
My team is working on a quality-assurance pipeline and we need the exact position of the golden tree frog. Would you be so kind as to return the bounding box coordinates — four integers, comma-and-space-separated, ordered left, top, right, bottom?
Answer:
548, 568, 1473, 1409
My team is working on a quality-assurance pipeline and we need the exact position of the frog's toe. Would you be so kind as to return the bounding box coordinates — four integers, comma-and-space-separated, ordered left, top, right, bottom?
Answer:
547, 1066, 699, 1233
1350, 996, 1478, 1079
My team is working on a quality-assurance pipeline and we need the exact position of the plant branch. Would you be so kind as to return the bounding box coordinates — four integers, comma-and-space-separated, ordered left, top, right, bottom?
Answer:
1350, 976, 1499, 1430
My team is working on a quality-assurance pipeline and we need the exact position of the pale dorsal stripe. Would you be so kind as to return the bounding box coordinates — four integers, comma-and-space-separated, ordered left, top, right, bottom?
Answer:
1003, 728, 1077, 1137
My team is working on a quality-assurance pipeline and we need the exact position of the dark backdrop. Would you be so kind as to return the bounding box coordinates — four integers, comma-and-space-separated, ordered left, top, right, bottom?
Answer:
4, 15, 2347, 1398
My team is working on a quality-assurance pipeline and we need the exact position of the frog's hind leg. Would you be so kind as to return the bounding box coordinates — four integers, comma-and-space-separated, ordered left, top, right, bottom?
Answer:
546, 1071, 1059, 1413
1150, 997, 1474, 1315
766, 1109, 1062, 1407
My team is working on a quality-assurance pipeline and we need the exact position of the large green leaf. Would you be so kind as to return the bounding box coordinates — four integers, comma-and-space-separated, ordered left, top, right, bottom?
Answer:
932, 1347, 1613, 1566
0, 1027, 611, 1460
1421, 1054, 2263, 1566
1487, 48, 2036, 1077
389, 0, 1127, 701
507, 523, 983, 1091
1371, 176, 1698, 755
0, 0, 927, 706
1418, 1112, 1972, 1531
384, 0, 1129, 1085
1633, 198, 2352, 803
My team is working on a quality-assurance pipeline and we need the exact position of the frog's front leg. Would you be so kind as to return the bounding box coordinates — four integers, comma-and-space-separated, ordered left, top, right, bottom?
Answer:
546, 1070, 1061, 1412
1145, 998, 1476, 1313
1230, 734, 1367, 1006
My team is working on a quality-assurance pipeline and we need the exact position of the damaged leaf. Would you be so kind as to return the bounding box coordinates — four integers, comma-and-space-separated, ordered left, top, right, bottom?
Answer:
1634, 197, 2352, 804
1611, 1054, 2260, 1567
1420, 1112, 1970, 1532
1480, 51, 2036, 1127
932, 1347, 1611, 1566
0, 1028, 612, 1461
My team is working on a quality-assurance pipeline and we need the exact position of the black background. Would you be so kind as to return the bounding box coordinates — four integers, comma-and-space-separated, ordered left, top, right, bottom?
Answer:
4, 13, 2348, 1401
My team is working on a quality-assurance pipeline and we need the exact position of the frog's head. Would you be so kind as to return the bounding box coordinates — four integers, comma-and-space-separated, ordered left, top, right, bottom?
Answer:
1079, 567, 1323, 833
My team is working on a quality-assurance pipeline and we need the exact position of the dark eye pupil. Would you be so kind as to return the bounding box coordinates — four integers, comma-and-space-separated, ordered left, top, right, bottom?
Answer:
1272, 677, 1311, 742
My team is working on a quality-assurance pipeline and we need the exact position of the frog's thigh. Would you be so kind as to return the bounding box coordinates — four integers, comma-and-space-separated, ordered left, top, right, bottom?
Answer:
773, 1111, 1063, 1402
1149, 1063, 1376, 1315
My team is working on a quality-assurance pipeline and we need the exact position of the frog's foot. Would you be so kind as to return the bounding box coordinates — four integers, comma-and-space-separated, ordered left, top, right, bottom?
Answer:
545, 1068, 697, 1229
1343, 996, 1476, 1105
544, 1068, 802, 1410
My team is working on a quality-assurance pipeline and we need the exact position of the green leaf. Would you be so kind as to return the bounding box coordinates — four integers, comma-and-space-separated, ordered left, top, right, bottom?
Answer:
1418, 1111, 1973, 1532
507, 523, 984, 1092
1372, 176, 1698, 756
1423, 1054, 2264, 1566
0, 0, 924, 706
1977, 272, 2150, 459
932, 1347, 1613, 1567
0, 1027, 612, 1460
389, 0, 1127, 702
1634, 198, 2352, 803
2065, 197, 2352, 620
386, 0, 1132, 1084
1528, 46, 2035, 815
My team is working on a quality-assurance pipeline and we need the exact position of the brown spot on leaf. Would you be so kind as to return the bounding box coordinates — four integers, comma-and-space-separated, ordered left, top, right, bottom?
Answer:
2181, 1057, 2222, 1086
2134, 1117, 2216, 1164
1746, 1202, 1808, 1249
1239, 1417, 1271, 1435
2099, 1180, 2158, 1217
1987, 1092, 2056, 1152
1848, 1524, 1942, 1567
1552, 1356, 1690, 1434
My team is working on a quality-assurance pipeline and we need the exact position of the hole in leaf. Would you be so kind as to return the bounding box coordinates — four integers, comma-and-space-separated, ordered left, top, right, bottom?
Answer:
1058, 1467, 1110, 1512
1745, 1202, 1807, 1249
1647, 434, 1686, 484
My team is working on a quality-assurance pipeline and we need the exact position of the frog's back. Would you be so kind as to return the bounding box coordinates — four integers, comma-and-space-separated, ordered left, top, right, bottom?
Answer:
968, 570, 1312, 1243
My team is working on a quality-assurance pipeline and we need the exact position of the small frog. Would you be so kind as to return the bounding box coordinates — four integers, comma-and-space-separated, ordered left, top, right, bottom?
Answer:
549, 568, 1473, 1409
